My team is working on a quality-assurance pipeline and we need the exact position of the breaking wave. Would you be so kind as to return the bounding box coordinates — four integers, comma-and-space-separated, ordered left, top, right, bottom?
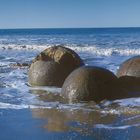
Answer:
1, 44, 140, 56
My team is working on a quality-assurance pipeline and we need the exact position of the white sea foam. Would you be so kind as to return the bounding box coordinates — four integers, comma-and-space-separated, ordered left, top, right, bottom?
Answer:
95, 124, 131, 129
114, 98, 140, 107
95, 123, 140, 130
101, 107, 140, 115
0, 102, 33, 109
29, 86, 61, 93
0, 102, 83, 110
1, 44, 140, 56
0, 44, 51, 51
0, 102, 59, 109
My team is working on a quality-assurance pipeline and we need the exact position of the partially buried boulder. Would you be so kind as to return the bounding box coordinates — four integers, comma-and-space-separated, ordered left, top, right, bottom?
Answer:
117, 56, 140, 95
29, 45, 84, 87
117, 56, 140, 77
61, 66, 124, 103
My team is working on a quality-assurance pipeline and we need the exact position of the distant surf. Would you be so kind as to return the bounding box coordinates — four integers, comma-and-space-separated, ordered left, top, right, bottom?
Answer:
1, 44, 140, 56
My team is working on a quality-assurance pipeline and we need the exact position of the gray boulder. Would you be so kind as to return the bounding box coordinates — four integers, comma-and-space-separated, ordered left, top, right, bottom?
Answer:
61, 66, 122, 103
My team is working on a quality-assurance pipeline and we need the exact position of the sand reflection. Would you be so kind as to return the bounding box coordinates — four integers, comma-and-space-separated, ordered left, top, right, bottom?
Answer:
31, 107, 117, 133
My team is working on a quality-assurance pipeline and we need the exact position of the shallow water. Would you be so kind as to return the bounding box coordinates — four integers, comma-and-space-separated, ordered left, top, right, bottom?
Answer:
0, 28, 140, 140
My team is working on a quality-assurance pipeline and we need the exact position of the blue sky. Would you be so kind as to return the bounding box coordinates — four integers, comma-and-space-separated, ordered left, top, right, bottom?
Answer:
0, 0, 140, 28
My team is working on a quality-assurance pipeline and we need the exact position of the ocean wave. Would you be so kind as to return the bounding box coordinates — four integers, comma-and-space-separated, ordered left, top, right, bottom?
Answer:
1, 44, 140, 56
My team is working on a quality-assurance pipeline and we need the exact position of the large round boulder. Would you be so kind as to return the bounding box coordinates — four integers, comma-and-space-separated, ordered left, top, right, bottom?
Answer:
61, 66, 123, 103
117, 56, 140, 77
29, 45, 84, 87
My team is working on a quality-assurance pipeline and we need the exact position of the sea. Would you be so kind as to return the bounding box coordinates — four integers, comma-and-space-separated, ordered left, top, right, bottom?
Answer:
0, 28, 140, 140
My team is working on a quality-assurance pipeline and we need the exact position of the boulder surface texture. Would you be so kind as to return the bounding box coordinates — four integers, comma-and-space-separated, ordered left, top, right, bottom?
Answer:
61, 66, 121, 103
117, 56, 140, 77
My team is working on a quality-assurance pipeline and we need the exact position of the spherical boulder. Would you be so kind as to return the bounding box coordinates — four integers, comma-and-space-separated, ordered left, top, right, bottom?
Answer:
117, 56, 140, 77
29, 45, 84, 87
61, 66, 121, 103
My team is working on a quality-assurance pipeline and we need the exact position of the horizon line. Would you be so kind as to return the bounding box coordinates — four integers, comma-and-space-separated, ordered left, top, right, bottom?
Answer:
0, 26, 140, 30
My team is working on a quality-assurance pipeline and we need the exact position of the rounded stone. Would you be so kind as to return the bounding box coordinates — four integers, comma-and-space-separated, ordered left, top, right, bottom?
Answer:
61, 66, 119, 103
117, 56, 140, 77
29, 45, 84, 87
29, 61, 63, 87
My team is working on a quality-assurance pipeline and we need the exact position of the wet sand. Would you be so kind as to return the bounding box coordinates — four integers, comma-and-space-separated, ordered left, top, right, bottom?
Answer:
0, 108, 139, 140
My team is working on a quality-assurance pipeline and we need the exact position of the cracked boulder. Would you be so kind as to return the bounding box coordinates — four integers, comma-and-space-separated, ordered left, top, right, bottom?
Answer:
28, 45, 84, 87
